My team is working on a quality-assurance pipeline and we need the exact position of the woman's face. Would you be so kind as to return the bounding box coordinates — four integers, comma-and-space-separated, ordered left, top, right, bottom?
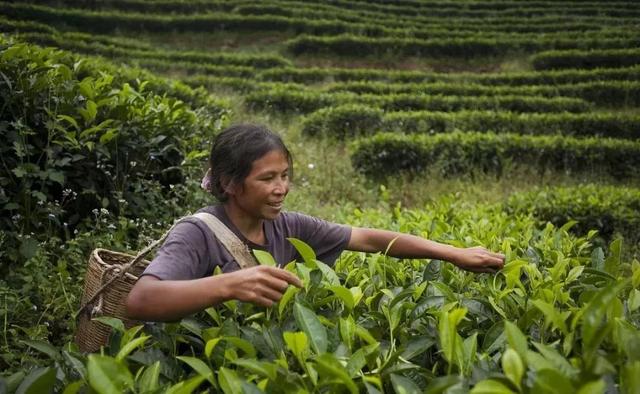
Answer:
229, 149, 290, 221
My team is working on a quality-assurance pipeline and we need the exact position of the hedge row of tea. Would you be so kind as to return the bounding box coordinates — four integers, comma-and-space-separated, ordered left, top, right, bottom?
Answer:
4, 203, 639, 393
505, 185, 640, 248
349, 132, 640, 179
3, 1, 640, 59
301, 105, 640, 140
4, 16, 640, 84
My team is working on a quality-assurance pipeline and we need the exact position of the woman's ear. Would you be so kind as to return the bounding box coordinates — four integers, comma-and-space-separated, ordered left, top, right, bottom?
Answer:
220, 176, 237, 196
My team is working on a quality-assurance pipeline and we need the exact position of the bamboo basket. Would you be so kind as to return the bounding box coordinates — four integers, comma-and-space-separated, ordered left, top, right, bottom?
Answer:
75, 222, 179, 353
75, 249, 150, 353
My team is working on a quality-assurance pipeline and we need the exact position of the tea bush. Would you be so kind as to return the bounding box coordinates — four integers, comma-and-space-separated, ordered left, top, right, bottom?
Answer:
0, 40, 228, 265
505, 185, 640, 250
2, 200, 639, 392
350, 131, 640, 179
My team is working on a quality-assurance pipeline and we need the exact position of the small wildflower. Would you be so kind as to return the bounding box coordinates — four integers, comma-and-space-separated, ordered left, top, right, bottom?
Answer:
100, 208, 109, 215
92, 208, 99, 217
48, 214, 56, 220
107, 224, 116, 230
308, 163, 315, 169
37, 200, 45, 206
32, 305, 37, 311
130, 161, 137, 167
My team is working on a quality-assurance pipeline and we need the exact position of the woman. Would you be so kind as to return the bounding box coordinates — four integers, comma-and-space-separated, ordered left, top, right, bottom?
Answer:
126, 124, 504, 321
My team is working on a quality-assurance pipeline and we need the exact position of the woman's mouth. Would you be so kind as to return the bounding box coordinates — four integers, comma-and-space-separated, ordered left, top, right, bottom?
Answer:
267, 201, 284, 210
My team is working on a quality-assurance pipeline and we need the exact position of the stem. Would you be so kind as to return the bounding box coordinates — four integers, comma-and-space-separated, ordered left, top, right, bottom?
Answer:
3, 294, 8, 348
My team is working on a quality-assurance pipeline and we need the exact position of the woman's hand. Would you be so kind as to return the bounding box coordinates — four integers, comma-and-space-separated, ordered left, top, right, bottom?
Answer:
226, 265, 303, 307
450, 246, 505, 273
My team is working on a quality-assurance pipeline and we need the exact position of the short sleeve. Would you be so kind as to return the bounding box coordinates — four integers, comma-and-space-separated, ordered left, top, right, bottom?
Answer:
284, 212, 352, 266
141, 221, 213, 280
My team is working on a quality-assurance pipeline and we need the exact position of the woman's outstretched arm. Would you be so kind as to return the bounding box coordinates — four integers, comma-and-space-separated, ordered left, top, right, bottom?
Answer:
347, 227, 504, 273
126, 265, 302, 321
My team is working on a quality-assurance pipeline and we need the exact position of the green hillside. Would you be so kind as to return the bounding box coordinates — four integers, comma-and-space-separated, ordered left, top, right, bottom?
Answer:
1, 1, 639, 392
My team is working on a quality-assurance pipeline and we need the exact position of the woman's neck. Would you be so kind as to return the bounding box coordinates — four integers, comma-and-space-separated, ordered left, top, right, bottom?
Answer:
222, 203, 265, 245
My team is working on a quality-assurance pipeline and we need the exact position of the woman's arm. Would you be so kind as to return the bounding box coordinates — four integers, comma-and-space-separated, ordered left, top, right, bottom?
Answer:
126, 265, 303, 321
347, 227, 504, 273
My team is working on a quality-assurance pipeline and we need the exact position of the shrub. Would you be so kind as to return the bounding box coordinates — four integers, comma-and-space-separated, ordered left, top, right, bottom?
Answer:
0, 40, 227, 264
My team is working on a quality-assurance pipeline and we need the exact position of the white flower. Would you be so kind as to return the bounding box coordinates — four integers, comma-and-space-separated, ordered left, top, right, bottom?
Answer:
308, 163, 315, 169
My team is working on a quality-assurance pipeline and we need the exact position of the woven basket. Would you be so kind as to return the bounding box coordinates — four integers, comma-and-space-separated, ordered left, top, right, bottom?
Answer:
75, 248, 150, 353
74, 219, 181, 353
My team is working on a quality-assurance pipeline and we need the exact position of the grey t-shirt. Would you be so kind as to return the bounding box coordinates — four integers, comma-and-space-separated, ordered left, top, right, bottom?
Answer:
142, 205, 352, 280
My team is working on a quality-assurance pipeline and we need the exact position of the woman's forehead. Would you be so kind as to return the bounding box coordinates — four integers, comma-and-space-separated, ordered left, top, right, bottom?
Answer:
250, 150, 289, 173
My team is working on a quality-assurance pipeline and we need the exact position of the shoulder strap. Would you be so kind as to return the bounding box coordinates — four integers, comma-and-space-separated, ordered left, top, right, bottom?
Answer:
191, 212, 258, 269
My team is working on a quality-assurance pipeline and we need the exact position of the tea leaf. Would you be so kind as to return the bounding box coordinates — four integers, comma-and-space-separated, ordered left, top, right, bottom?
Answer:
176, 356, 215, 385
502, 348, 523, 389
165, 375, 205, 394
253, 249, 276, 266
293, 302, 327, 354
87, 355, 133, 394
315, 353, 358, 394
136, 362, 161, 393
390, 373, 421, 394
22, 340, 61, 361
15, 367, 55, 394
470, 379, 516, 394
287, 238, 316, 266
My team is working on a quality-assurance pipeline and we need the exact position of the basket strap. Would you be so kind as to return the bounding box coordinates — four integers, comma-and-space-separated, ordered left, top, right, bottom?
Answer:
191, 212, 258, 269
76, 217, 185, 319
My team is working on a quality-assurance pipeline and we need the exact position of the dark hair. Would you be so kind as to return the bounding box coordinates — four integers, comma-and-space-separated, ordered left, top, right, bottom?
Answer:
208, 124, 293, 202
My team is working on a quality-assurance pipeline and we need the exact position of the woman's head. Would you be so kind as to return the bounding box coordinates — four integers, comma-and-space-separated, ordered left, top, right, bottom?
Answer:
207, 124, 293, 202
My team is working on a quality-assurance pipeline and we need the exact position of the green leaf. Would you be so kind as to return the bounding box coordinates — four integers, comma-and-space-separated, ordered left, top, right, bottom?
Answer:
165, 375, 205, 394
502, 348, 523, 389
470, 379, 516, 394
278, 285, 299, 318
57, 115, 79, 130
87, 355, 134, 394
532, 369, 574, 394
424, 375, 462, 394
48, 170, 64, 185
604, 238, 622, 276
287, 238, 316, 266
576, 380, 605, 394
438, 308, 467, 367
253, 249, 276, 266
78, 100, 97, 124
218, 367, 243, 394
315, 353, 358, 394
390, 373, 421, 394
15, 367, 56, 394
283, 331, 310, 367
176, 356, 215, 385
231, 358, 277, 380
116, 336, 150, 363
629, 289, 640, 312
532, 300, 568, 334
316, 260, 340, 285
205, 337, 256, 359
136, 362, 160, 393
329, 285, 355, 310
62, 380, 84, 394
62, 351, 86, 380
582, 280, 628, 358
622, 361, 640, 394
504, 321, 528, 363
22, 340, 61, 361
293, 302, 327, 354
92, 317, 125, 333
532, 343, 578, 378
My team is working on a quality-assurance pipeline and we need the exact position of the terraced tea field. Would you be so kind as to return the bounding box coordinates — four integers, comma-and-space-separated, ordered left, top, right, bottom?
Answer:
1, 1, 639, 393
